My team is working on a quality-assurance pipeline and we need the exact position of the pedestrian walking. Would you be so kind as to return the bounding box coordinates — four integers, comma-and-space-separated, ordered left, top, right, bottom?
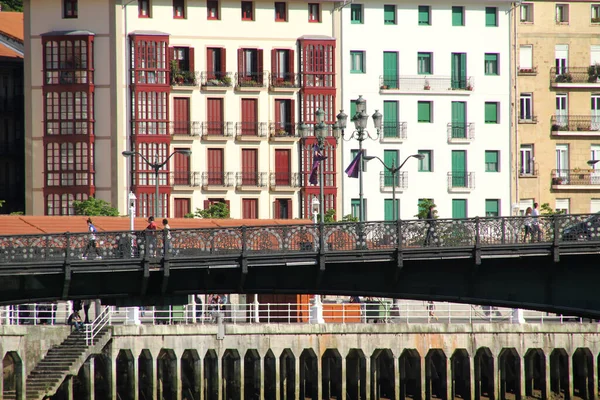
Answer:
145, 216, 157, 256
423, 205, 437, 246
531, 202, 542, 242
82, 218, 101, 260
162, 218, 172, 255
427, 301, 438, 322
523, 207, 533, 243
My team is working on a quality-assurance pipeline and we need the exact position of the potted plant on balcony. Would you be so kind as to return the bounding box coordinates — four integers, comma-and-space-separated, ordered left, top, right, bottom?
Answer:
588, 64, 600, 82
555, 72, 573, 83
423, 80, 431, 90
275, 128, 288, 137
552, 176, 564, 185
221, 75, 232, 86
170, 60, 184, 85
380, 84, 389, 90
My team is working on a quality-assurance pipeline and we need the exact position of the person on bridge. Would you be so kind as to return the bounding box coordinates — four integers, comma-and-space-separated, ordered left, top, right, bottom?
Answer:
82, 218, 101, 260
523, 207, 533, 242
531, 202, 542, 242
162, 218, 172, 255
145, 216, 158, 257
423, 205, 437, 246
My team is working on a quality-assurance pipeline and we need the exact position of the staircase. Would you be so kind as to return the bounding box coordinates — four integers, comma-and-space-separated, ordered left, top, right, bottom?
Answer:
25, 309, 112, 400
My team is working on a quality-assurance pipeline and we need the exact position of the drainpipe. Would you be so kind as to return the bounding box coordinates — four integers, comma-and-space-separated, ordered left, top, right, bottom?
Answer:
512, 2, 519, 212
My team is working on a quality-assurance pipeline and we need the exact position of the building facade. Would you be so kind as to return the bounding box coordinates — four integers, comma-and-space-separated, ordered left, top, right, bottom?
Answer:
340, 1, 512, 220
515, 1, 600, 214
24, 0, 342, 218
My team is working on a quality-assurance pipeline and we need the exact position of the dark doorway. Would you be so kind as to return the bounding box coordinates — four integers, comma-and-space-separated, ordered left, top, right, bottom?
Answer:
550, 349, 569, 400
452, 349, 471, 400
400, 349, 422, 400
322, 349, 342, 400
426, 349, 447, 400
264, 350, 276, 400
475, 348, 494, 400
347, 349, 367, 400
244, 349, 261, 400
280, 348, 296, 400
300, 349, 318, 400
573, 348, 593, 400
499, 348, 520, 400
373, 349, 396, 400
139, 349, 153, 400
525, 348, 545, 400
204, 349, 219, 400
181, 349, 201, 400
116, 349, 135, 400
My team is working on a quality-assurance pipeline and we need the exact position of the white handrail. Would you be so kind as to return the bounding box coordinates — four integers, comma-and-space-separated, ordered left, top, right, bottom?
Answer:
84, 306, 111, 345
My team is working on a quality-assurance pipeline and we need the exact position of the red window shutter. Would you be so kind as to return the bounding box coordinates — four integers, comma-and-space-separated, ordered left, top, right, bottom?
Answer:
274, 200, 280, 219
289, 99, 295, 133
225, 200, 231, 215
203, 200, 210, 209
257, 49, 264, 74
169, 47, 175, 64
289, 49, 295, 74
286, 199, 292, 219
189, 48, 195, 72
271, 49, 277, 78
206, 48, 214, 78
274, 100, 281, 126
237, 48, 244, 75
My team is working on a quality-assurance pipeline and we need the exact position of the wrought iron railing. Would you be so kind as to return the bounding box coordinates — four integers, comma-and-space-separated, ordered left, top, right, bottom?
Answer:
200, 71, 233, 88
550, 115, 600, 133
381, 122, 407, 140
550, 67, 600, 85
170, 171, 201, 186
235, 172, 268, 188
235, 122, 268, 138
200, 121, 234, 138
379, 171, 408, 190
517, 66, 537, 75
169, 121, 201, 136
447, 172, 475, 189
447, 123, 475, 141
379, 75, 474, 91
235, 72, 267, 88
269, 122, 297, 138
519, 161, 538, 177
201, 171, 233, 188
270, 172, 300, 188
269, 72, 300, 89
551, 169, 600, 186
170, 70, 198, 86
518, 115, 538, 124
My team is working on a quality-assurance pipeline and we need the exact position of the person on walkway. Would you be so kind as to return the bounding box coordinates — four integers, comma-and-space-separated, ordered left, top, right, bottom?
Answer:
423, 205, 437, 246
523, 207, 533, 243
531, 202, 542, 242
162, 218, 172, 255
82, 218, 101, 260
427, 301, 438, 322
68, 310, 84, 332
145, 216, 157, 256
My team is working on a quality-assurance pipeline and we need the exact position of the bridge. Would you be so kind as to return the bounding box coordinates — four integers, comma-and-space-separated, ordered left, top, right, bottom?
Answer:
0, 214, 599, 317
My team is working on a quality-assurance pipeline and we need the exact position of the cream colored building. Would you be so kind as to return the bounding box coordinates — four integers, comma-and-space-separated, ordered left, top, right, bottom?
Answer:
24, 0, 343, 219
515, 0, 600, 214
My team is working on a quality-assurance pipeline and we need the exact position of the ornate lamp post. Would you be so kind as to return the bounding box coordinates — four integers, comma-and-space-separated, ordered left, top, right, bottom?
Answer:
122, 149, 192, 218
341, 95, 383, 222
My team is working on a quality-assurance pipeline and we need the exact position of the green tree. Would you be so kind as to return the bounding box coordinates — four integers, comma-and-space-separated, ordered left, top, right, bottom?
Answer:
72, 197, 120, 216
415, 199, 437, 219
194, 202, 230, 219
0, 0, 23, 11
540, 203, 565, 216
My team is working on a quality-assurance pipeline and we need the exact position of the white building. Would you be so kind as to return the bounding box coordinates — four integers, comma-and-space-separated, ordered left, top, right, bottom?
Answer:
339, 1, 513, 220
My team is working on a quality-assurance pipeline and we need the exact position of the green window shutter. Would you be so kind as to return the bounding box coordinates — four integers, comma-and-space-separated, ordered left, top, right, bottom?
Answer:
418, 5, 430, 25
350, 51, 364, 73
452, 199, 467, 218
485, 53, 498, 75
383, 100, 398, 138
485, 199, 499, 216
485, 7, 497, 26
451, 150, 466, 187
351, 199, 361, 219
452, 6, 464, 26
485, 151, 499, 172
383, 52, 398, 88
384, 5, 396, 24
384, 199, 399, 221
351, 4, 362, 23
418, 52, 431, 74
350, 99, 357, 121
418, 101, 431, 122
485, 102, 498, 123
418, 150, 431, 172
383, 150, 398, 186
451, 101, 466, 138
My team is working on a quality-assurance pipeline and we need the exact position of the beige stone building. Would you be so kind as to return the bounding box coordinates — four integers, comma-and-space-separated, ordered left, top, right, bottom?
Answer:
515, 0, 600, 214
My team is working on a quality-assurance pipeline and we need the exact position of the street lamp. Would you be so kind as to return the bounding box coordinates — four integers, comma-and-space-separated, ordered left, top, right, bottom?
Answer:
363, 154, 424, 220
587, 160, 600, 167
298, 110, 342, 220
311, 196, 320, 224
341, 95, 382, 222
122, 148, 192, 218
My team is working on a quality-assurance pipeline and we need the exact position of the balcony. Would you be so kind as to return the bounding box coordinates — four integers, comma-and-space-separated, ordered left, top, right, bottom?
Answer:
200, 122, 234, 141
379, 75, 474, 94
550, 67, 600, 89
447, 123, 475, 143
235, 122, 268, 141
519, 161, 538, 178
200, 71, 233, 91
447, 172, 475, 192
380, 122, 407, 142
551, 169, 600, 189
235, 172, 268, 190
170, 71, 198, 89
169, 121, 201, 137
170, 171, 201, 187
201, 172, 234, 190
379, 171, 408, 192
518, 115, 538, 124
235, 72, 267, 91
269, 72, 300, 92
269, 122, 298, 142
269, 172, 300, 191
551, 115, 600, 136
517, 66, 538, 76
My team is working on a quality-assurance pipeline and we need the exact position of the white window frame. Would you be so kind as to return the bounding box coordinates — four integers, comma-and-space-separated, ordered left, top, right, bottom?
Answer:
592, 4, 600, 22
556, 4, 569, 24
520, 3, 533, 22
591, 199, 600, 213
350, 51, 365, 73
555, 198, 570, 214
519, 93, 533, 122
520, 144, 534, 176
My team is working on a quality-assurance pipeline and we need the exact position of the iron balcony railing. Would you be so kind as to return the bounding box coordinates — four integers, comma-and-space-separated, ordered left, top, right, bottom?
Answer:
380, 171, 408, 190
235, 172, 268, 188
235, 72, 267, 88
200, 71, 233, 88
447, 172, 475, 190
551, 115, 600, 133
169, 121, 201, 136
200, 121, 234, 138
269, 122, 297, 138
381, 122, 407, 140
269, 72, 300, 89
552, 169, 600, 186
447, 123, 475, 141
517, 66, 538, 75
235, 122, 268, 138
379, 75, 474, 91
170, 70, 198, 86
518, 115, 538, 124
269, 172, 300, 188
170, 171, 201, 187
201, 171, 234, 188
550, 67, 600, 85
519, 161, 538, 177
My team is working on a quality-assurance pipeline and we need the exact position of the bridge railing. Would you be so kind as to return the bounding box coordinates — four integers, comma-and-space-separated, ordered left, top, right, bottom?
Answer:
0, 214, 599, 263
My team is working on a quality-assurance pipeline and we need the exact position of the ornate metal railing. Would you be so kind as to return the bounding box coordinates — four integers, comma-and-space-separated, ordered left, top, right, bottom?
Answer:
201, 171, 234, 188
447, 123, 475, 141
518, 115, 538, 124
379, 75, 474, 91
551, 115, 600, 133
235, 172, 268, 188
2, 214, 600, 263
551, 169, 600, 186
235, 72, 267, 88
381, 122, 407, 141
169, 171, 201, 186
200, 71, 233, 88
447, 172, 475, 190
169, 121, 201, 136
269, 122, 297, 138
519, 161, 538, 177
270, 172, 300, 188
517, 66, 538, 75
379, 171, 408, 190
170, 70, 198, 86
200, 121, 234, 138
269, 72, 300, 89
235, 122, 268, 138
550, 67, 600, 85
